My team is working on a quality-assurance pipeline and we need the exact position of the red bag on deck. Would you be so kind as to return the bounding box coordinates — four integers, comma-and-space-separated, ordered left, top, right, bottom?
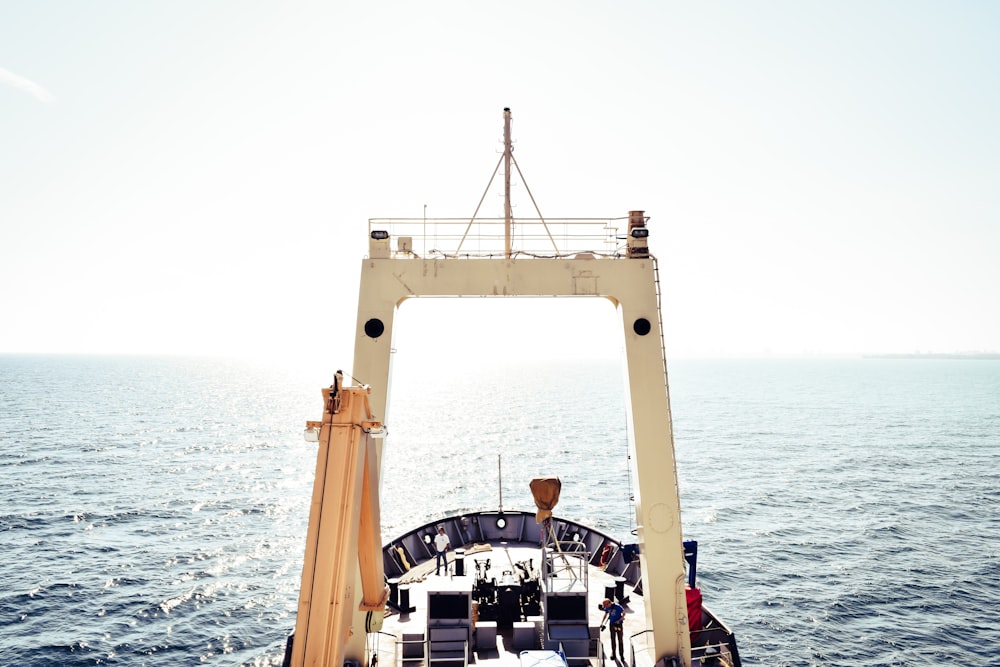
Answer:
685, 585, 703, 632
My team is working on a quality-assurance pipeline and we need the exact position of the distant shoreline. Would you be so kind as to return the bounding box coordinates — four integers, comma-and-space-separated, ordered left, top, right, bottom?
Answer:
863, 353, 1000, 360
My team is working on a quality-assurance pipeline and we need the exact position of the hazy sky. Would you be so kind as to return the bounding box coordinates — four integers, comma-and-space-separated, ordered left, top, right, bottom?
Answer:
2, 1, 998, 366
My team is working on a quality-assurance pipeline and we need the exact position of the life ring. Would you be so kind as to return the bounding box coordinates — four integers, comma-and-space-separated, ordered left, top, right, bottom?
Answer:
599, 544, 612, 568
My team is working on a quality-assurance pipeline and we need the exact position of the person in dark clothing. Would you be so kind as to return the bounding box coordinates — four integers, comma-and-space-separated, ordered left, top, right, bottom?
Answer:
600, 597, 625, 659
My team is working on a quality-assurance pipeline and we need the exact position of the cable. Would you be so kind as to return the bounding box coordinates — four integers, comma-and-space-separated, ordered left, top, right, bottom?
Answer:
624, 396, 637, 537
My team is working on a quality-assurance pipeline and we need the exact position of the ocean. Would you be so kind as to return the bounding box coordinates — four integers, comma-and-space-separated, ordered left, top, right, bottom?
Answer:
1, 354, 998, 666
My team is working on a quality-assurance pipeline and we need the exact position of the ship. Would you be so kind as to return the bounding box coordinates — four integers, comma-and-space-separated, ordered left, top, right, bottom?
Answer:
281, 109, 741, 667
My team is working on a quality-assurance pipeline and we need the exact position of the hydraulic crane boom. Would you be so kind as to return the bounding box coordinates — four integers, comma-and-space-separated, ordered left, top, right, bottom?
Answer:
289, 380, 388, 666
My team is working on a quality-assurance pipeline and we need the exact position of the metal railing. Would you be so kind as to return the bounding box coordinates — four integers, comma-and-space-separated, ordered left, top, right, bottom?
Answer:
366, 631, 400, 667
625, 629, 645, 667
394, 634, 425, 667
541, 544, 590, 592
384, 632, 471, 667
368, 217, 629, 259
557, 638, 607, 667
426, 639, 469, 667
625, 628, 741, 667
690, 625, 741, 667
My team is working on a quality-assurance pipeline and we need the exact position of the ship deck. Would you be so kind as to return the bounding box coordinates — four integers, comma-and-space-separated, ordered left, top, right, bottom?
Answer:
375, 540, 647, 667
365, 511, 739, 667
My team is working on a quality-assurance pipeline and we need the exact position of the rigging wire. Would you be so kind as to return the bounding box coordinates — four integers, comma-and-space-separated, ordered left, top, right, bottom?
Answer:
340, 370, 370, 389
624, 394, 637, 537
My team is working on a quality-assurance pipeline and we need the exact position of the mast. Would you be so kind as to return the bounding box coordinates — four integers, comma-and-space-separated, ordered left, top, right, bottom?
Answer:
503, 106, 512, 258
498, 454, 504, 513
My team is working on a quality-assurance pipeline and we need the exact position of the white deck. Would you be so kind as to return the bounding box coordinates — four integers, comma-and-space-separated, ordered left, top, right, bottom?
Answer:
374, 540, 649, 667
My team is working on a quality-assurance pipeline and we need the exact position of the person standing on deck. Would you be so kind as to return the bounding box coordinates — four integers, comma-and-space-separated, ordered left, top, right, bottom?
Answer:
600, 598, 625, 660
434, 526, 450, 575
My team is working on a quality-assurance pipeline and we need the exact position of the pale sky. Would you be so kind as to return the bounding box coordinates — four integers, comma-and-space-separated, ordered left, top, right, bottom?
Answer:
2, 1, 998, 366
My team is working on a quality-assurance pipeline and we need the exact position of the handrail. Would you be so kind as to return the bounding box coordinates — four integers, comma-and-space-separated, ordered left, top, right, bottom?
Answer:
426, 639, 469, 667
368, 217, 626, 259
395, 636, 426, 667
558, 638, 608, 667
366, 631, 398, 667
541, 546, 589, 592
625, 627, 741, 667
626, 629, 653, 667
690, 628, 741, 667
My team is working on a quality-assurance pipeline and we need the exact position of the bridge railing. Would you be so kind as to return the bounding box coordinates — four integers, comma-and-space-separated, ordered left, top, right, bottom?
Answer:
368, 217, 629, 259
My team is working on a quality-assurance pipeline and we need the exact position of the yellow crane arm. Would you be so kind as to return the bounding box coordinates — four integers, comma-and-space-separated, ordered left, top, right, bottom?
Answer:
290, 384, 388, 666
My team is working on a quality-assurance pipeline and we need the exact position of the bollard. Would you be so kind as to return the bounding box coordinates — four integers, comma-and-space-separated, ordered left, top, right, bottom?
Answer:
399, 584, 412, 618
387, 578, 401, 609
614, 576, 630, 605
455, 548, 466, 576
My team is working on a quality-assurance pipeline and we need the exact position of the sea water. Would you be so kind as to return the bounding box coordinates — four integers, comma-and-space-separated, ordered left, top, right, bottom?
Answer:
1, 355, 998, 666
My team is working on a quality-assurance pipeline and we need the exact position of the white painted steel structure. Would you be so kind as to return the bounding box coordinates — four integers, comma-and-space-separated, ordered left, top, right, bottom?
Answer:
349, 247, 692, 667
289, 109, 693, 667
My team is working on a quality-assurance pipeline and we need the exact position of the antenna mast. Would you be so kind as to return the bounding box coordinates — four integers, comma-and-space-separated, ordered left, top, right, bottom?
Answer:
458, 107, 555, 256
503, 107, 513, 258
497, 454, 504, 513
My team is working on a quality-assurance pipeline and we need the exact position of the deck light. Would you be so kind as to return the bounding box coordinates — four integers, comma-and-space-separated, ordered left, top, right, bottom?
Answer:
630, 227, 649, 238
371, 230, 390, 240
496, 516, 507, 529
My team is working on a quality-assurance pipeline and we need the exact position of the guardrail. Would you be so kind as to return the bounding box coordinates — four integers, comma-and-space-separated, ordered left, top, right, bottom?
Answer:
541, 545, 590, 592
690, 625, 741, 667
394, 634, 425, 667
627, 627, 741, 667
365, 631, 399, 667
427, 638, 468, 667
558, 637, 607, 666
368, 217, 630, 259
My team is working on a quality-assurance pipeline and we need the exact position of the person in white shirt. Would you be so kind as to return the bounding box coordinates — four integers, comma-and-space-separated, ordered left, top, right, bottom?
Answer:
434, 527, 450, 575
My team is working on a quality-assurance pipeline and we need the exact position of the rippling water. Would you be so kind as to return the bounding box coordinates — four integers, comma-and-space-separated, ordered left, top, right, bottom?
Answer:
1, 354, 998, 666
